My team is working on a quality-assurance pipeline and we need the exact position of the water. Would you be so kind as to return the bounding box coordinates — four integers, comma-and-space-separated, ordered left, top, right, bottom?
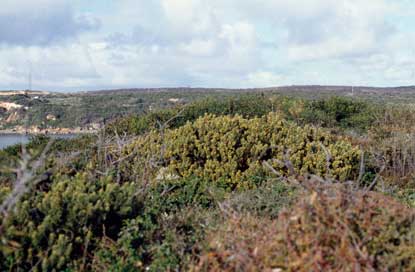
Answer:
0, 134, 77, 149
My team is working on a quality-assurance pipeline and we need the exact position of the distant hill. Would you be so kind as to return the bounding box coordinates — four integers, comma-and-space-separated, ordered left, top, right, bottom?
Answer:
0, 90, 50, 96
1, 85, 415, 134
3, 85, 415, 96
86, 85, 415, 95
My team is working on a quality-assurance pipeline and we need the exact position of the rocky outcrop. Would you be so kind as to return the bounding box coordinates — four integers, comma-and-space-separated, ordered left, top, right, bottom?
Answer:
0, 90, 50, 96
5, 111, 21, 123
0, 102, 23, 111
46, 114, 57, 121
0, 126, 97, 135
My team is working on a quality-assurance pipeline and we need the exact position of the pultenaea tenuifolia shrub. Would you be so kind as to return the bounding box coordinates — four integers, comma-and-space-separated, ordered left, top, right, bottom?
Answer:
125, 113, 361, 189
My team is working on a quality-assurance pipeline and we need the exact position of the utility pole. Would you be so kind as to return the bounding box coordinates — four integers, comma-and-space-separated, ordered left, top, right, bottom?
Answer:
29, 64, 32, 91
24, 62, 32, 96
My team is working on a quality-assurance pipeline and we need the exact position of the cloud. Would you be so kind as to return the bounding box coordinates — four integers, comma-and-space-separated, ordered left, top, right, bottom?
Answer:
0, 0, 413, 91
179, 39, 218, 57
283, 1, 396, 61
0, 44, 101, 91
247, 71, 286, 87
105, 0, 220, 48
221, 0, 398, 61
108, 0, 399, 62
0, 0, 100, 46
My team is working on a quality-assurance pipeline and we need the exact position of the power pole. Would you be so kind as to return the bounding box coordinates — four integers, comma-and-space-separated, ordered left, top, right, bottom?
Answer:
29, 65, 32, 91
25, 61, 32, 96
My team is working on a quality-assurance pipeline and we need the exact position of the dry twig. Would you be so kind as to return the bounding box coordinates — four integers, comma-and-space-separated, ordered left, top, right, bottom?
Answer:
0, 140, 54, 217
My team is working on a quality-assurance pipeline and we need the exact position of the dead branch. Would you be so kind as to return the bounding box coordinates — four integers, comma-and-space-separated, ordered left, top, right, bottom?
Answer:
0, 140, 54, 218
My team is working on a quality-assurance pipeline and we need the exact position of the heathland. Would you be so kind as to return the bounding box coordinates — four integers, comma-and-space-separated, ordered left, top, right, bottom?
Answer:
0, 87, 414, 271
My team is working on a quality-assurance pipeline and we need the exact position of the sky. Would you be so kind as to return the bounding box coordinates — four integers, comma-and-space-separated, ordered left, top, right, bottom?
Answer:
0, 0, 414, 92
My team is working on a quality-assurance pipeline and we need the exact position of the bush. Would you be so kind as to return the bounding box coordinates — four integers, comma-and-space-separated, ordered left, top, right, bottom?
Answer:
90, 179, 297, 271
301, 97, 376, 130
125, 113, 361, 189
195, 185, 415, 271
224, 181, 297, 219
106, 96, 274, 136
0, 172, 142, 271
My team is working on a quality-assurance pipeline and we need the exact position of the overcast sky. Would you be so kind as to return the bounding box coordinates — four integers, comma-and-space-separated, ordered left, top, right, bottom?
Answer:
0, 0, 414, 91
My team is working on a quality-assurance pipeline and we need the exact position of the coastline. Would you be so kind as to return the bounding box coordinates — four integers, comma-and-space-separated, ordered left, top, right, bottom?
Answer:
0, 127, 98, 135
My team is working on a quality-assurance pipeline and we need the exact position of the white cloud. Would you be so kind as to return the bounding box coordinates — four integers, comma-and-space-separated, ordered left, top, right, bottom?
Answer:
179, 39, 217, 57
247, 71, 286, 87
0, 0, 413, 91
219, 22, 257, 51
161, 0, 215, 33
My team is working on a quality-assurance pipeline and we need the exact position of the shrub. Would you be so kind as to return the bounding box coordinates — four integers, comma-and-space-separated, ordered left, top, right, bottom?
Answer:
0, 134, 97, 187
78, 176, 227, 271
125, 113, 361, 189
366, 105, 415, 187
224, 181, 297, 219
90, 179, 298, 271
301, 97, 376, 130
0, 172, 142, 271
195, 185, 415, 271
106, 96, 274, 136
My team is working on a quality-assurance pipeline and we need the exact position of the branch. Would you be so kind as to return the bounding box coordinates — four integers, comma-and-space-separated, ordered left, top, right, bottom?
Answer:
0, 140, 54, 218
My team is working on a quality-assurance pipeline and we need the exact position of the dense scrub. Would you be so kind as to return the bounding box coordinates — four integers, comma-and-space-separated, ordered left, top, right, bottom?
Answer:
195, 185, 415, 271
105, 96, 275, 136
0, 167, 298, 271
1, 173, 140, 270
301, 97, 377, 130
1, 95, 415, 271
124, 113, 361, 188
106, 96, 377, 136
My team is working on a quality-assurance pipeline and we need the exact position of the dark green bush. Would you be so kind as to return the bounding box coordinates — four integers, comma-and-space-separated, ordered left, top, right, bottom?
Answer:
89, 178, 207, 271
106, 96, 274, 136
301, 96, 376, 130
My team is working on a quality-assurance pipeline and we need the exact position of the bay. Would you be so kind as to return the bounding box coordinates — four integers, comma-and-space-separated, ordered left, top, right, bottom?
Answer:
0, 134, 77, 149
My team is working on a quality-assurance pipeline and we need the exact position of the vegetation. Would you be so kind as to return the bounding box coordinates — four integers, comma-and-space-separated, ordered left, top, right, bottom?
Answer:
0, 85, 406, 130
106, 95, 377, 136
195, 184, 415, 271
124, 113, 361, 188
0, 92, 415, 271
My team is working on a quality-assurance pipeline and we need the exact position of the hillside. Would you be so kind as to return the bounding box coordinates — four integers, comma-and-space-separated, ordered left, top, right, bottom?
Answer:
0, 94, 414, 270
1, 85, 415, 133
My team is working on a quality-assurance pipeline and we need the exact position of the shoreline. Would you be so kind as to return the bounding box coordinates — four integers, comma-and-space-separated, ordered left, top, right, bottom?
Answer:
0, 128, 98, 135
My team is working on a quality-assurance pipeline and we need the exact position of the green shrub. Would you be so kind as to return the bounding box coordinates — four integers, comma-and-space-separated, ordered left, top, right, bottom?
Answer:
0, 172, 142, 271
106, 96, 274, 136
125, 113, 361, 189
86, 176, 227, 271
90, 178, 297, 271
225, 181, 297, 219
301, 96, 376, 130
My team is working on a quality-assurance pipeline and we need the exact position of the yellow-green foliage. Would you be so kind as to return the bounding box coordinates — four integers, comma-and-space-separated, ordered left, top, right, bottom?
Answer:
1, 173, 140, 271
125, 113, 361, 188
